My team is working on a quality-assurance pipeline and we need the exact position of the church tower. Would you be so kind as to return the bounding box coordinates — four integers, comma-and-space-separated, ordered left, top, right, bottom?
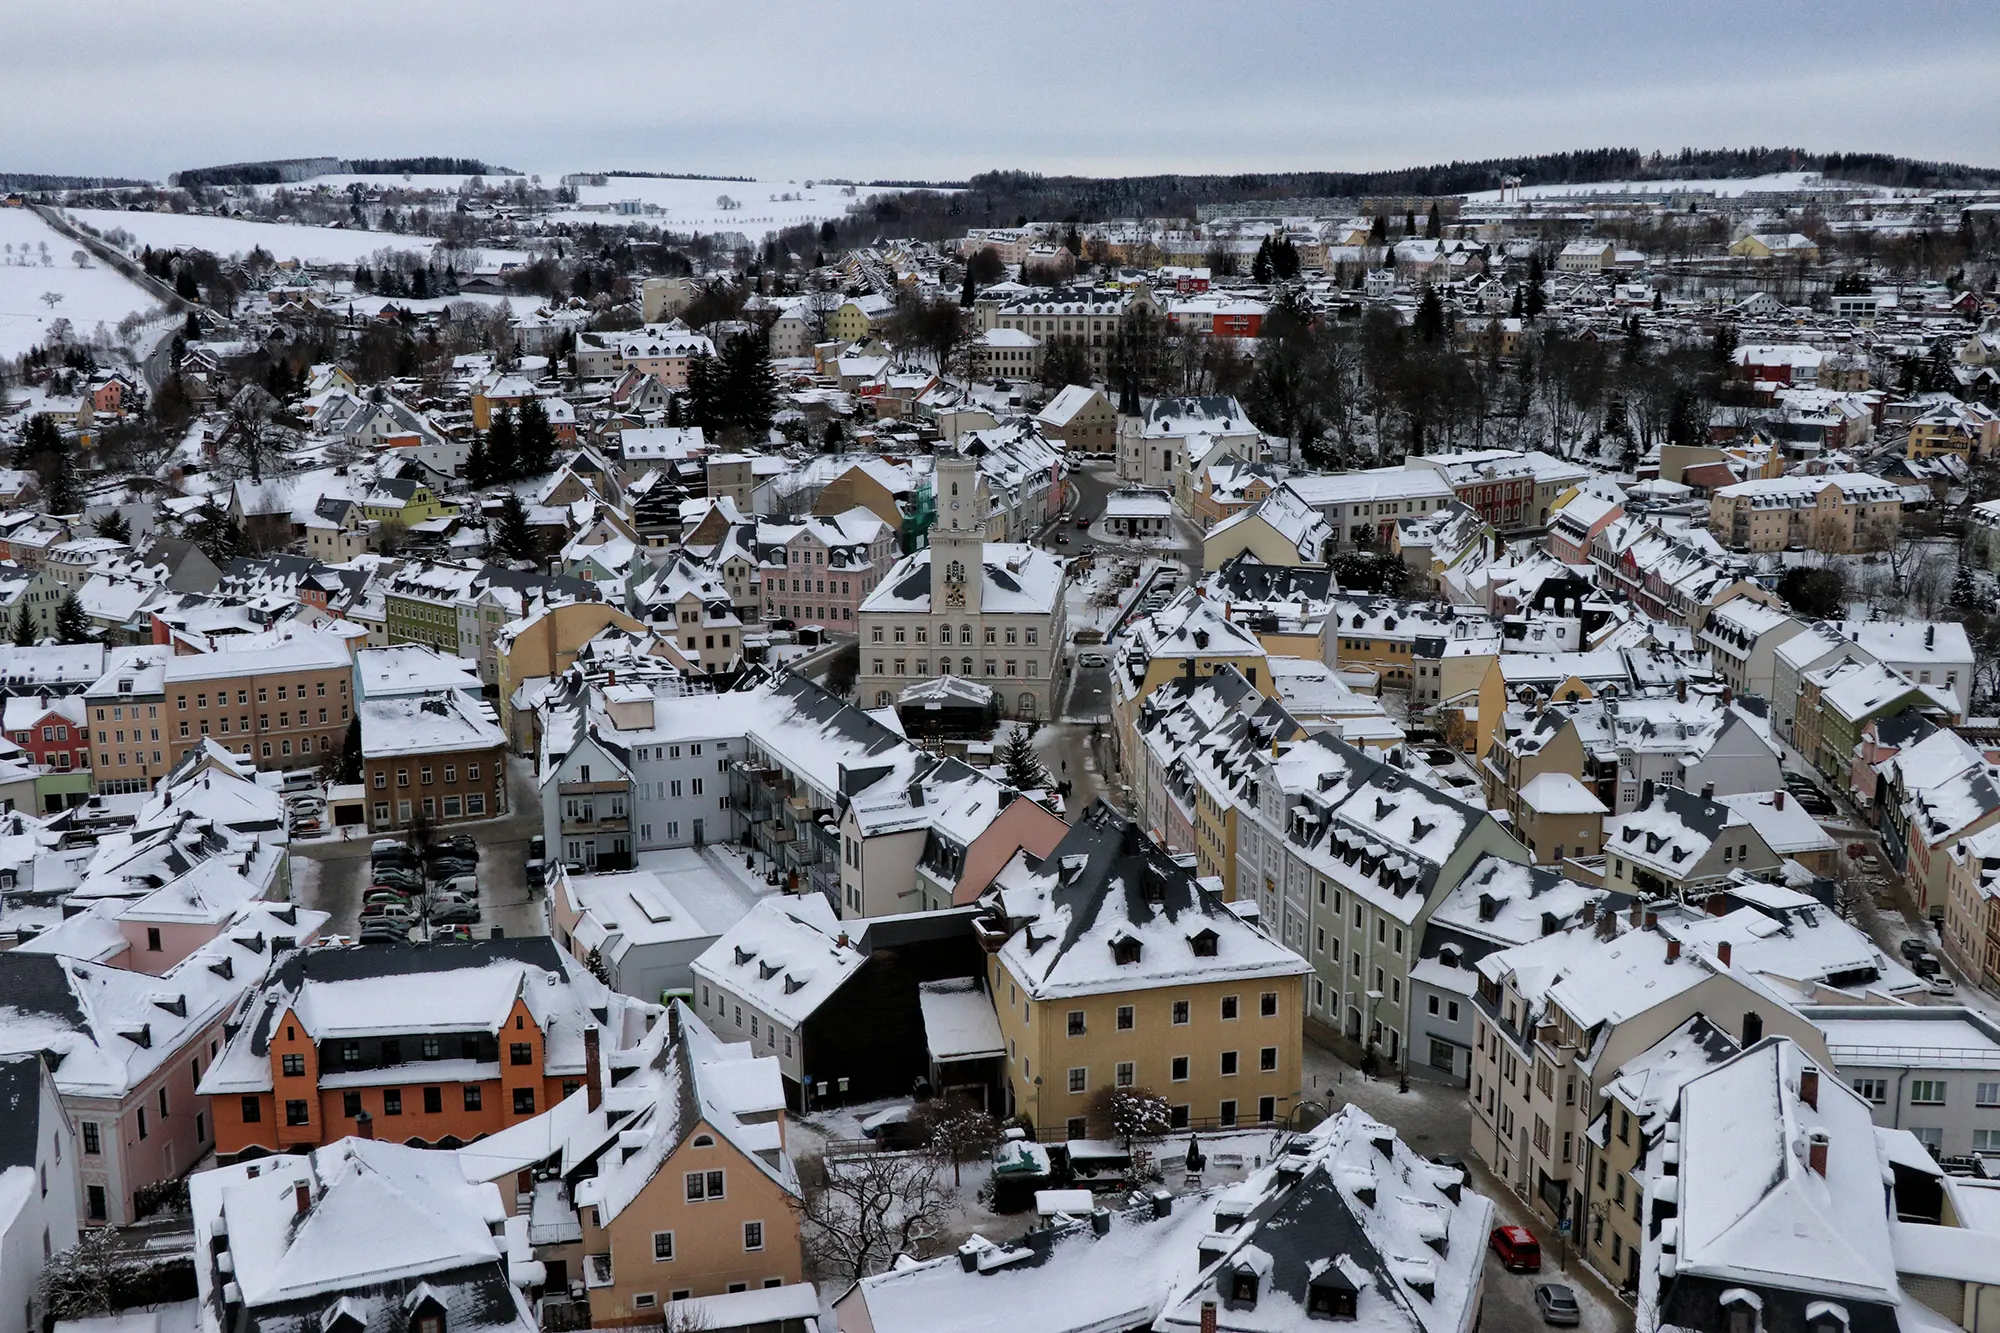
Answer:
932, 449, 986, 615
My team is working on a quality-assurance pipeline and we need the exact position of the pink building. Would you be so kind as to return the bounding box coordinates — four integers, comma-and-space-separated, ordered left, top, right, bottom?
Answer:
0, 894, 326, 1224
760, 509, 897, 630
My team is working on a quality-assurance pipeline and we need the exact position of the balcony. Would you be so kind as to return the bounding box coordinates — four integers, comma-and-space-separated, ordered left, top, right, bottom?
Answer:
561, 815, 631, 837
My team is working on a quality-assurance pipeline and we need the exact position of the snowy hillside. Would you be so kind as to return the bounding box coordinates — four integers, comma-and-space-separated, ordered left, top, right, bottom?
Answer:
1460, 171, 1902, 202
59, 207, 526, 268
0, 208, 163, 358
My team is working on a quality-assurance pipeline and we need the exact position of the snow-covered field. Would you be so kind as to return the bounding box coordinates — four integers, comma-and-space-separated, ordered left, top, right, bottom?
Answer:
552, 174, 952, 234
59, 206, 525, 268
0, 208, 163, 357
1462, 170, 1900, 203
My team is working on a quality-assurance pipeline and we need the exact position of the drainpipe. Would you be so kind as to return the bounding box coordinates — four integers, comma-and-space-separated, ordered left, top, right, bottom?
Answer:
1893, 1068, 1910, 1131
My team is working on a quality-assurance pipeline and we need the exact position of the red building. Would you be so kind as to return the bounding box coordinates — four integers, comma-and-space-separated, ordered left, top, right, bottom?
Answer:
5, 695, 89, 773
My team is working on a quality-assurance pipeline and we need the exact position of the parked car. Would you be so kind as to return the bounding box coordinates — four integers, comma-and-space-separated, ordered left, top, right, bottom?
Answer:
430, 901, 481, 926
371, 871, 424, 892
363, 890, 415, 908
360, 902, 418, 924
1900, 938, 1932, 962
1534, 1283, 1581, 1326
1912, 954, 1943, 978
524, 858, 546, 890
1929, 974, 1959, 997
430, 924, 473, 943
434, 874, 478, 898
1077, 650, 1109, 668
359, 926, 409, 945
1489, 1225, 1542, 1272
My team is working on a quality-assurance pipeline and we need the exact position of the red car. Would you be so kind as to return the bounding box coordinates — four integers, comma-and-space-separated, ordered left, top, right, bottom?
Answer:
1489, 1225, 1542, 1272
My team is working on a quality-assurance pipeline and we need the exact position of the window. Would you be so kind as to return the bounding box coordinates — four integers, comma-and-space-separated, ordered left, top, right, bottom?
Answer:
1171, 1000, 1190, 1025
653, 1231, 675, 1262
1979, 1082, 2000, 1108
1116, 1061, 1135, 1089
1221, 995, 1239, 1020
1912, 1080, 1948, 1106
1066, 1010, 1086, 1036
1259, 991, 1277, 1017
343, 1091, 363, 1117
146, 926, 161, 951
1219, 1100, 1238, 1128
685, 1170, 725, 1201
513, 1088, 535, 1114
383, 1089, 402, 1116
1221, 1051, 1239, 1076
1171, 1056, 1190, 1082
632, 1295, 657, 1312
1260, 1047, 1278, 1072
86, 1185, 106, 1221
1067, 1067, 1087, 1094
285, 1100, 309, 1126
282, 1054, 305, 1077
241, 1096, 261, 1123
1116, 1005, 1134, 1031
510, 1042, 533, 1066
82, 1122, 100, 1155
464, 1086, 483, 1111
424, 1087, 442, 1114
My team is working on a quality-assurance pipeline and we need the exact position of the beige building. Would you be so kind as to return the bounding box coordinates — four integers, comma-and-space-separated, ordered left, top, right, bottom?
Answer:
1471, 904, 1830, 1251
1707, 471, 1902, 553
573, 1004, 804, 1324
978, 803, 1311, 1135
496, 600, 655, 748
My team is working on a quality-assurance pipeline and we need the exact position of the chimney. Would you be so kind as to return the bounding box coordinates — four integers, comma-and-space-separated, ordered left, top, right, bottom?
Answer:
1706, 892, 1728, 916
1807, 1130, 1829, 1176
1644, 910, 1658, 930
1800, 1068, 1819, 1110
355, 1110, 373, 1140
1200, 1303, 1217, 1333
1701, 782, 1715, 800
1666, 938, 1682, 963
1580, 901, 1598, 925
1641, 778, 1655, 807
1676, 679, 1687, 703
1926, 624, 1936, 649
584, 1026, 603, 1112
1773, 790, 1785, 811
1722, 686, 1733, 706
1717, 940, 1732, 967
293, 1181, 311, 1216
1628, 903, 1642, 926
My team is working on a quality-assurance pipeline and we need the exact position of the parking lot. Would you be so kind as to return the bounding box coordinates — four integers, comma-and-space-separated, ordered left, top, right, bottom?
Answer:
290, 757, 548, 940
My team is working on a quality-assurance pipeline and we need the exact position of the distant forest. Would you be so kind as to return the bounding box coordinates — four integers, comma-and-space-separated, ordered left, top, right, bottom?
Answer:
173, 156, 511, 187
1, 172, 149, 191
853, 147, 2000, 239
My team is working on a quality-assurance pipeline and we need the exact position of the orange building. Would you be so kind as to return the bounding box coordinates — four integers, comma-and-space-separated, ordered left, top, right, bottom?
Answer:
199, 938, 653, 1161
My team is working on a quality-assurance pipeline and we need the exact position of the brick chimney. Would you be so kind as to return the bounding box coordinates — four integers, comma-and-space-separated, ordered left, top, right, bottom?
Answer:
355, 1110, 373, 1140
1800, 1068, 1819, 1110
1200, 1303, 1217, 1333
294, 1181, 311, 1215
1807, 1130, 1829, 1176
1717, 941, 1732, 967
584, 1025, 602, 1112
1666, 938, 1681, 963
1773, 789, 1785, 811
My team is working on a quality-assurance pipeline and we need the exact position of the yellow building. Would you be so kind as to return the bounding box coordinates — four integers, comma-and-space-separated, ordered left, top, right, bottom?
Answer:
360, 476, 458, 527
575, 1004, 805, 1324
980, 803, 1311, 1135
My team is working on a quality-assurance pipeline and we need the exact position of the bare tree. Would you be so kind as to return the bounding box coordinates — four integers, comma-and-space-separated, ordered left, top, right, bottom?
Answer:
39, 1226, 124, 1320
40, 291, 62, 310
802, 281, 843, 345
793, 1150, 953, 1282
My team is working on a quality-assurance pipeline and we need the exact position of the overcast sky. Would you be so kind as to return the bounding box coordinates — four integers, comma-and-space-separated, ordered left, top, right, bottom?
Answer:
5, 0, 1997, 183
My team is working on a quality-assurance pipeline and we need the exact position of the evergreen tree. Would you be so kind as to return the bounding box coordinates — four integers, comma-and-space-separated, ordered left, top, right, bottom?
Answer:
1404, 209, 1417, 236
516, 397, 557, 475
1425, 203, 1442, 239
1368, 215, 1388, 245
719, 333, 778, 435
1523, 254, 1546, 320
1251, 237, 1274, 283
174, 267, 199, 301
1509, 287, 1524, 319
666, 393, 684, 428
493, 492, 536, 561
464, 432, 491, 487
960, 266, 977, 307
182, 309, 202, 343
485, 406, 520, 479
9, 600, 35, 647
53, 592, 90, 645
14, 413, 61, 469
93, 509, 131, 542
684, 352, 721, 431
1711, 321, 1739, 371
1952, 565, 1981, 611
1273, 238, 1300, 280
46, 439, 83, 516
1414, 287, 1446, 344
998, 725, 1049, 791
186, 505, 243, 564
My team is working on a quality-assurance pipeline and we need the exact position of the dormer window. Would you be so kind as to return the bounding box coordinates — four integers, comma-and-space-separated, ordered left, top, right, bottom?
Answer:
1112, 936, 1142, 966
1231, 1272, 1258, 1304
1306, 1269, 1359, 1320
1189, 928, 1219, 958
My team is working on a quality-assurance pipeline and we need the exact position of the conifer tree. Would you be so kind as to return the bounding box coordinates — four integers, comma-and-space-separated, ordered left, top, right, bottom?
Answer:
9, 600, 35, 647
485, 405, 520, 479
53, 592, 90, 645
492, 491, 536, 561
999, 725, 1049, 791
516, 397, 557, 476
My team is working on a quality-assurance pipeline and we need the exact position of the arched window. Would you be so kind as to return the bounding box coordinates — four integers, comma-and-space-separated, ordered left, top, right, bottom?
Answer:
945, 561, 965, 585
962, 658, 974, 675
1018, 692, 1037, 719
959, 624, 973, 644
